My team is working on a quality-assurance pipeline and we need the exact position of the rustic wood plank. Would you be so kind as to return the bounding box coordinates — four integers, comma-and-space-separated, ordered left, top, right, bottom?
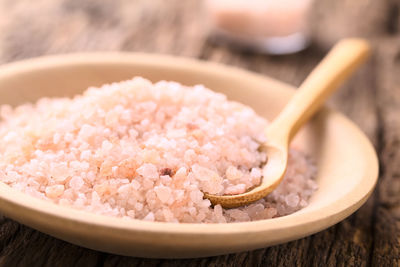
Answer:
0, 218, 100, 267
372, 38, 400, 267
310, 0, 391, 48
0, 0, 397, 266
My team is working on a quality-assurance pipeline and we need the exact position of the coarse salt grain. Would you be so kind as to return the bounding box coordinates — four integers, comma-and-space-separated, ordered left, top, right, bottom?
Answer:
137, 164, 159, 180
226, 166, 243, 180
45, 185, 64, 198
154, 185, 172, 203
143, 212, 155, 221
69, 176, 84, 190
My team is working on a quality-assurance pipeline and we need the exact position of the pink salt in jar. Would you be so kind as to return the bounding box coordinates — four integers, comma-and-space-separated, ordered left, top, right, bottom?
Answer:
205, 0, 313, 54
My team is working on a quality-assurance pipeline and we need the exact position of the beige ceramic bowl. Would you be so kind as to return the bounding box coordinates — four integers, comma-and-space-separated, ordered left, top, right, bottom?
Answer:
0, 53, 378, 258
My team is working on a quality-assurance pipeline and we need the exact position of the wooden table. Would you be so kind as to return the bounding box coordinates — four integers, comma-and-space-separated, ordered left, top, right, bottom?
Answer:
0, 0, 398, 266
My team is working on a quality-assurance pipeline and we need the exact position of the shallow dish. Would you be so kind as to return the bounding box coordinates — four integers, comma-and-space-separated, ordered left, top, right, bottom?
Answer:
0, 53, 378, 258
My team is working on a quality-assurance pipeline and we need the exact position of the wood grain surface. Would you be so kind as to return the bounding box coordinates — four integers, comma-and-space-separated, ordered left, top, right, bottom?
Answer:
0, 0, 399, 266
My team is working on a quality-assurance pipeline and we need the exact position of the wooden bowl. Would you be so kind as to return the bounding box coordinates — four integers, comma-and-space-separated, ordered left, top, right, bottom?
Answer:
0, 53, 378, 258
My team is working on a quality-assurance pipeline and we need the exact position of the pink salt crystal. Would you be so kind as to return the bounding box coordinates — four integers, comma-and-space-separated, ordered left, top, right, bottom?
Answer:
200, 199, 211, 208
103, 128, 111, 136
182, 180, 190, 188
141, 149, 159, 164
53, 133, 61, 144
131, 180, 141, 190
188, 207, 197, 216
39, 161, 48, 169
51, 162, 69, 182
189, 190, 204, 203
34, 150, 44, 157
74, 196, 86, 207
142, 179, 154, 190
229, 209, 250, 221
5, 165, 14, 172
80, 150, 91, 161
184, 149, 196, 163
143, 212, 155, 221
183, 214, 195, 223
45, 185, 64, 198
307, 179, 318, 190
69, 176, 84, 190
117, 184, 131, 196
70, 161, 81, 169
174, 190, 185, 201
217, 216, 227, 223
160, 175, 172, 185
64, 133, 74, 142
137, 163, 159, 180
174, 167, 187, 179
197, 212, 206, 221
286, 193, 300, 207
3, 132, 17, 142
162, 208, 175, 222
250, 167, 262, 179
276, 203, 287, 215
86, 171, 96, 182
266, 208, 278, 218
247, 203, 265, 217
224, 184, 246, 195
78, 124, 96, 140
154, 185, 172, 203
141, 118, 150, 126
226, 166, 243, 180
299, 199, 308, 207
101, 140, 113, 152
257, 207, 277, 219
214, 204, 223, 216
135, 202, 143, 211
128, 129, 138, 138
105, 110, 119, 127
94, 181, 112, 196
5, 171, 19, 182
112, 166, 118, 174
192, 164, 222, 182
127, 210, 135, 218
120, 109, 131, 122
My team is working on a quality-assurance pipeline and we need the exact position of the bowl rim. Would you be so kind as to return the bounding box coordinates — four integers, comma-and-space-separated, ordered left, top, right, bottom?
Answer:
0, 52, 379, 237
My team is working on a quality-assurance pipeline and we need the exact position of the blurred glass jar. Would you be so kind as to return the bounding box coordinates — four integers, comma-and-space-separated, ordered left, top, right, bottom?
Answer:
205, 0, 313, 54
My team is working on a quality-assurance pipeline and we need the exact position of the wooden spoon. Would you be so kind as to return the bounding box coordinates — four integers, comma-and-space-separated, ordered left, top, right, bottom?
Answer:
204, 38, 371, 208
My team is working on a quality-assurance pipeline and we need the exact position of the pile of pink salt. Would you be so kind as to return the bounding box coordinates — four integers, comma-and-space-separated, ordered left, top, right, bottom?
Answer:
0, 77, 317, 223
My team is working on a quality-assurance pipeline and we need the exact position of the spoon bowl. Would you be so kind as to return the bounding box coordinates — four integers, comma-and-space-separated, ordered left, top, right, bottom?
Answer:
205, 135, 289, 208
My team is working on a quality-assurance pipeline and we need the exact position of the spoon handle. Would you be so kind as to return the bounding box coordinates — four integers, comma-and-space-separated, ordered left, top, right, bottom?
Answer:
268, 39, 371, 142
